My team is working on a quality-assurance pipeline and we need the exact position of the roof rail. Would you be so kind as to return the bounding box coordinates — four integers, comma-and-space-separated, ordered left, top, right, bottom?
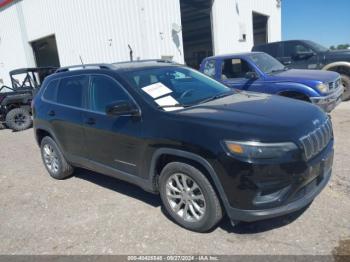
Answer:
55, 64, 115, 73
113, 59, 176, 65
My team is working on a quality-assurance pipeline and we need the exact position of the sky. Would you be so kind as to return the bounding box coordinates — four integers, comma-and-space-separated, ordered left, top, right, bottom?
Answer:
282, 0, 350, 48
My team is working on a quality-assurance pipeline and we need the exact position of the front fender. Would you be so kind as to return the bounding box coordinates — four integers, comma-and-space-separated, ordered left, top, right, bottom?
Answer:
274, 82, 320, 97
322, 61, 350, 71
148, 148, 232, 213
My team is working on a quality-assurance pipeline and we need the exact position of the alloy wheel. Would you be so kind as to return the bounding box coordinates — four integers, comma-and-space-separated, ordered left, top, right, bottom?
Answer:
43, 144, 60, 173
166, 173, 206, 222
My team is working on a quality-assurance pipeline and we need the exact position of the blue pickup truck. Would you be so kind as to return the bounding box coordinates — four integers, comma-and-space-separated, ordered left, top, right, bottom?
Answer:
200, 52, 343, 112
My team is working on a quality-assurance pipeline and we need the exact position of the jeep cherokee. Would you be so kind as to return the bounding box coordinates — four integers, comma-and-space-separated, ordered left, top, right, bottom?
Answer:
32, 61, 334, 232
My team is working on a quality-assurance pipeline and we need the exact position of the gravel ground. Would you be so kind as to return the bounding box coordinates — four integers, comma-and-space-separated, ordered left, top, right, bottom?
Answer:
0, 103, 349, 256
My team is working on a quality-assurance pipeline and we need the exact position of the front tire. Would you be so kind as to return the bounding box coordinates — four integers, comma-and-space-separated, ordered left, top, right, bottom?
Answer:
340, 74, 350, 101
40, 136, 74, 180
159, 162, 223, 232
5, 107, 32, 131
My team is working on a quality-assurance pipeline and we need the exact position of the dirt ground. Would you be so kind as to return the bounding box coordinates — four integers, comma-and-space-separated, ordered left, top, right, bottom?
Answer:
0, 102, 349, 256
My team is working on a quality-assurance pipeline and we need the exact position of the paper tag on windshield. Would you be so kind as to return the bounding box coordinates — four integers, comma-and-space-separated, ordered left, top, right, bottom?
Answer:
155, 96, 184, 111
142, 82, 172, 99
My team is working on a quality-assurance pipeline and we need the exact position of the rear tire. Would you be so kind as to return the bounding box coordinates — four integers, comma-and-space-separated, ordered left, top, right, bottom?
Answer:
159, 162, 223, 232
5, 107, 32, 131
40, 136, 74, 180
340, 74, 350, 101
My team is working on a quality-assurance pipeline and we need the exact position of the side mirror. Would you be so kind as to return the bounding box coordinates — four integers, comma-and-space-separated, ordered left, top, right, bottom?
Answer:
281, 57, 292, 65
106, 101, 140, 117
245, 71, 259, 80
294, 51, 314, 60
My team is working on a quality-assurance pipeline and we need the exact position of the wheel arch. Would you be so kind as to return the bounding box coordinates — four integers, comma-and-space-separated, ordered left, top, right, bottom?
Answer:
322, 61, 350, 75
149, 148, 231, 211
1, 94, 32, 108
278, 90, 311, 102
35, 126, 59, 147
35, 128, 53, 145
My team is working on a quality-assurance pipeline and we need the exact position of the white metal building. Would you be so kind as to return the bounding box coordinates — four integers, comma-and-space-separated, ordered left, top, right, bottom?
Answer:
0, 0, 281, 86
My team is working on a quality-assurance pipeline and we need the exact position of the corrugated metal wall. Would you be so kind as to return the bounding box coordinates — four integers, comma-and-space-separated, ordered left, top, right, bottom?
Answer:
0, 2, 34, 86
212, 0, 281, 55
0, 0, 184, 86
23, 0, 184, 64
0, 0, 281, 86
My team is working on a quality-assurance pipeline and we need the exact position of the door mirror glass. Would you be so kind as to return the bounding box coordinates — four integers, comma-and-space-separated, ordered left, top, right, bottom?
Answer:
106, 101, 140, 117
281, 57, 292, 65
294, 51, 314, 60
245, 71, 258, 80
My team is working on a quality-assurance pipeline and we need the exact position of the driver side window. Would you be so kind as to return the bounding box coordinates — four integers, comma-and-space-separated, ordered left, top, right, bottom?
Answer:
221, 59, 253, 80
90, 75, 130, 113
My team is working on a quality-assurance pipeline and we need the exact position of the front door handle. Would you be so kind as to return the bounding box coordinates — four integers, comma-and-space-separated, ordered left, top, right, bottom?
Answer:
85, 118, 96, 125
48, 110, 55, 116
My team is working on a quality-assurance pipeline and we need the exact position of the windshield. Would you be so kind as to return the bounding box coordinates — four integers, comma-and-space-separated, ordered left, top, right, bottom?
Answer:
305, 41, 329, 52
249, 53, 286, 74
123, 66, 232, 110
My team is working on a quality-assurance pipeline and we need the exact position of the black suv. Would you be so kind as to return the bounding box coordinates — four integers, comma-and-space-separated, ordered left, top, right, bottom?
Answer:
33, 61, 334, 232
252, 40, 350, 100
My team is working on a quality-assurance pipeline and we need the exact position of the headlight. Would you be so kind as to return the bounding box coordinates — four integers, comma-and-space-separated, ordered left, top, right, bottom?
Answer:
316, 83, 329, 94
224, 140, 298, 160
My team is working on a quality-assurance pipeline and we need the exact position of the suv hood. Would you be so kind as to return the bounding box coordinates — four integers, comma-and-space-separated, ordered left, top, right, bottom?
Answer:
270, 69, 339, 84
177, 92, 327, 143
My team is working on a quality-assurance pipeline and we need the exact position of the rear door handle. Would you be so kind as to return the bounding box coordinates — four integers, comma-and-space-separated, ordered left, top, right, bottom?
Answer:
85, 118, 96, 125
48, 110, 55, 116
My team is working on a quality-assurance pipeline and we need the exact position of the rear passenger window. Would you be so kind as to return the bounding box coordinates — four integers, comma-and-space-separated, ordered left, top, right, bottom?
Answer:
57, 75, 88, 108
255, 43, 280, 57
43, 79, 59, 101
90, 75, 130, 113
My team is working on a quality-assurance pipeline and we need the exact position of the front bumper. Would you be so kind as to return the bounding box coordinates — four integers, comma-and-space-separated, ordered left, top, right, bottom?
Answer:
226, 168, 331, 222
310, 86, 344, 113
219, 142, 334, 222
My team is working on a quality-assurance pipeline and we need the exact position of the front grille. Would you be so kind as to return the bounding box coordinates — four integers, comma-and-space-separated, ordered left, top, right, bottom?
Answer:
299, 118, 333, 160
328, 77, 341, 91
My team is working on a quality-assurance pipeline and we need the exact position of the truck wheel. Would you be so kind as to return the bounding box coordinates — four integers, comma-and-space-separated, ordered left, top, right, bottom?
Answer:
159, 162, 223, 232
40, 136, 74, 180
5, 108, 32, 131
340, 74, 350, 101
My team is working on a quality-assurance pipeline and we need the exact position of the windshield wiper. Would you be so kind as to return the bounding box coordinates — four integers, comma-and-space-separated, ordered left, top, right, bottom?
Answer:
269, 67, 288, 74
157, 104, 188, 109
196, 91, 234, 105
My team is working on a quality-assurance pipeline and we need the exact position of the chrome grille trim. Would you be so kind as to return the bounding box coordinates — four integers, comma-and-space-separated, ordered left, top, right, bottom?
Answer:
299, 118, 333, 160
328, 77, 341, 91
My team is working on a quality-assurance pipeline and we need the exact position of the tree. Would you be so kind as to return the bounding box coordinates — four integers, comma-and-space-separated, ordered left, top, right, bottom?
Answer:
329, 44, 350, 50
331, 44, 350, 50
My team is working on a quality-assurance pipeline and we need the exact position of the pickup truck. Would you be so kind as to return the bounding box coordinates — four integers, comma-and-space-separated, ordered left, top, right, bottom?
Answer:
252, 40, 350, 100
200, 52, 343, 113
